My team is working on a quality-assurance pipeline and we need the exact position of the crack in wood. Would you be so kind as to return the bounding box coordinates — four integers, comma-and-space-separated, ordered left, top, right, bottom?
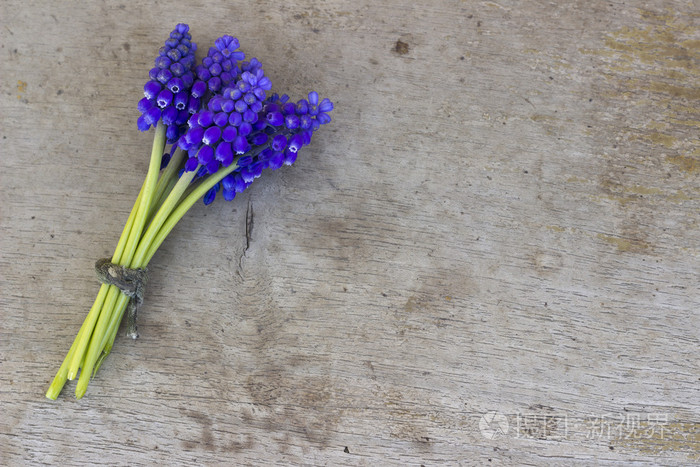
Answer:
238, 199, 254, 274
245, 199, 254, 253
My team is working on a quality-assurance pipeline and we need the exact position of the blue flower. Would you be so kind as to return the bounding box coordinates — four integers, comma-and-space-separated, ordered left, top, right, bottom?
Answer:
203, 182, 220, 205
138, 24, 199, 143
221, 172, 250, 200
193, 35, 245, 95
174, 39, 333, 205
178, 59, 273, 177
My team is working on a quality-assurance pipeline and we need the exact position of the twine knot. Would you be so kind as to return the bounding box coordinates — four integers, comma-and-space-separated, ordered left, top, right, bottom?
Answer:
95, 258, 148, 339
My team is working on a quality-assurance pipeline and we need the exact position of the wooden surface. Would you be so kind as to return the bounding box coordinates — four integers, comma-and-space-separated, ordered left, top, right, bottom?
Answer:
1, 1, 698, 465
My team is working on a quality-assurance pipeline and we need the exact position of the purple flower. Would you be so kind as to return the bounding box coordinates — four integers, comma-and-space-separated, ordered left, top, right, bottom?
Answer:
138, 24, 198, 143
220, 172, 249, 201
179, 59, 273, 176
203, 182, 220, 205
167, 37, 334, 206
271, 134, 287, 151
192, 35, 245, 96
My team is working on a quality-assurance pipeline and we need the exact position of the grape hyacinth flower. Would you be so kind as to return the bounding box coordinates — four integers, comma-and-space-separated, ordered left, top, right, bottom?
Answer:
179, 64, 273, 174
46, 24, 334, 400
137, 23, 199, 143
192, 35, 245, 96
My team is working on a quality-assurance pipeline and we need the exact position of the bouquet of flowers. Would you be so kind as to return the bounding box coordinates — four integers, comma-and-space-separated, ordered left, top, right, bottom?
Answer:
46, 24, 334, 399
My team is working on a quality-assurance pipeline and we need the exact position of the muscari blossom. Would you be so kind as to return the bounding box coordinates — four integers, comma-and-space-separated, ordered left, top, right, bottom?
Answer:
178, 59, 273, 171
159, 34, 333, 206
48, 24, 336, 401
137, 24, 200, 143
191, 35, 246, 98
188, 88, 333, 205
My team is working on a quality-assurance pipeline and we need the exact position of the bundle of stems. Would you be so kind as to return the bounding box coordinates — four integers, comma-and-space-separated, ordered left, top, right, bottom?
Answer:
45, 24, 333, 400
46, 123, 241, 399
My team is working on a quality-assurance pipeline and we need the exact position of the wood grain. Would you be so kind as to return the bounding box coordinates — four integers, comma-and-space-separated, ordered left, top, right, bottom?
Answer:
1, 1, 698, 465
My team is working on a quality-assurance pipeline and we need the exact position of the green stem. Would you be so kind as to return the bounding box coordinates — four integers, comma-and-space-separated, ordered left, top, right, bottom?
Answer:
149, 176, 178, 226
145, 160, 241, 264
49, 138, 246, 399
76, 162, 196, 398
120, 122, 168, 266
73, 122, 166, 399
148, 148, 186, 227
45, 175, 148, 398
95, 292, 131, 366
91, 166, 201, 373
134, 166, 199, 268
100, 162, 241, 355
45, 316, 89, 400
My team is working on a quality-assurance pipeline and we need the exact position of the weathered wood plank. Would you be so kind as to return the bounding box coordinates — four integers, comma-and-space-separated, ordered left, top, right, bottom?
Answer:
1, 1, 698, 465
